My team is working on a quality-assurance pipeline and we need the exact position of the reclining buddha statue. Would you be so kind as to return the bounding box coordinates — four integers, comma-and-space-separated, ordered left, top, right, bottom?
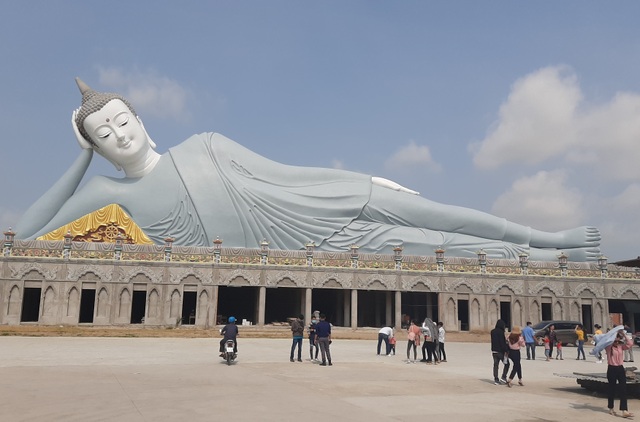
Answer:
15, 78, 602, 261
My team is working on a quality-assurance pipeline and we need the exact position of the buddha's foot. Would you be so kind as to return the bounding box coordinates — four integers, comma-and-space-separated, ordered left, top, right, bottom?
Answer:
530, 226, 601, 249
528, 246, 601, 262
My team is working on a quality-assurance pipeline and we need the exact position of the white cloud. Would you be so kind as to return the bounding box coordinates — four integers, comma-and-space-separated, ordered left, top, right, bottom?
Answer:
331, 159, 346, 170
470, 66, 640, 182
491, 170, 586, 232
595, 183, 640, 259
571, 92, 640, 181
384, 140, 441, 172
471, 66, 581, 169
97, 67, 190, 121
472, 65, 640, 259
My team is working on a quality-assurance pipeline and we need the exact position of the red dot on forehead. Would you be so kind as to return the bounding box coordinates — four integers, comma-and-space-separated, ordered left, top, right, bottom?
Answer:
106, 118, 110, 122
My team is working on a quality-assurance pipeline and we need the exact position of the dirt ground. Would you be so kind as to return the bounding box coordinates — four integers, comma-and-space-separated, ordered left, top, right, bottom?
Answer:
0, 325, 489, 342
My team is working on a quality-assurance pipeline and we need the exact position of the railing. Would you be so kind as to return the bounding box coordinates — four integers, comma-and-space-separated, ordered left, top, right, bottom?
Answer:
2, 238, 638, 280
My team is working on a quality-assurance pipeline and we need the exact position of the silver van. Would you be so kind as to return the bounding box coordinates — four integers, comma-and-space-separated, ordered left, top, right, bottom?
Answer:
533, 320, 582, 346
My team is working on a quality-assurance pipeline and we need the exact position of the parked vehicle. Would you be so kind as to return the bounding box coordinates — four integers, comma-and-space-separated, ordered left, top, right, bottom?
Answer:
533, 320, 582, 346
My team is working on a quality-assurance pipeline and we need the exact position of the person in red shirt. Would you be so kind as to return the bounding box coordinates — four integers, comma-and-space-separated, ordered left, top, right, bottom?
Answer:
605, 329, 634, 417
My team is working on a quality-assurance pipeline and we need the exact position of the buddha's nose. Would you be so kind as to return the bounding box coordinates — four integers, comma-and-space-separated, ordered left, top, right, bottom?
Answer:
113, 127, 126, 143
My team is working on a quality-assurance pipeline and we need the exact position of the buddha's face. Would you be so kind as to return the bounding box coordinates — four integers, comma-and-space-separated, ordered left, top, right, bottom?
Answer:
83, 99, 150, 168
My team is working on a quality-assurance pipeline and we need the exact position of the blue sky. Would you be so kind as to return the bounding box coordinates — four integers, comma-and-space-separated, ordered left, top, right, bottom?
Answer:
1, 1, 640, 261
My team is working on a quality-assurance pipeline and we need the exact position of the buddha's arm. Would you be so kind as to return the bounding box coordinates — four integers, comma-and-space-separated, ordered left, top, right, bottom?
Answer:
15, 149, 93, 239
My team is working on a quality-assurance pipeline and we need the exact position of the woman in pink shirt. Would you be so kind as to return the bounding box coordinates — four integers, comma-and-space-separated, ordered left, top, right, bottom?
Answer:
406, 320, 421, 362
506, 326, 526, 387
605, 329, 634, 417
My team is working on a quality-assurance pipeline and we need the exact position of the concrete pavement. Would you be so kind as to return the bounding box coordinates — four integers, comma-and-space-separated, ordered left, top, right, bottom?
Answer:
0, 336, 633, 421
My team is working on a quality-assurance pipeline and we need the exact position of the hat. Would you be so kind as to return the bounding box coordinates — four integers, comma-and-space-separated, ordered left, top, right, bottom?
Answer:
595, 324, 601, 329
511, 326, 522, 335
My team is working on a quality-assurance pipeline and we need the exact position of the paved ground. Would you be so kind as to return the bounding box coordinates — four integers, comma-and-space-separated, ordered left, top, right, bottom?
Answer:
0, 337, 635, 421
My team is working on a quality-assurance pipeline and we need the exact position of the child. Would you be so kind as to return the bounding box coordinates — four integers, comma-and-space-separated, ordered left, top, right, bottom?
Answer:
544, 335, 551, 361
556, 340, 563, 360
389, 336, 396, 355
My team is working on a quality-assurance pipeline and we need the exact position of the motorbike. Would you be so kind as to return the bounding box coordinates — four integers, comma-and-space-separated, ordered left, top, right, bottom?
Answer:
221, 339, 237, 365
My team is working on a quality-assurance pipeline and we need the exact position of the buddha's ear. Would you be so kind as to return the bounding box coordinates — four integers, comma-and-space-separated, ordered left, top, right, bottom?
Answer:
137, 116, 157, 149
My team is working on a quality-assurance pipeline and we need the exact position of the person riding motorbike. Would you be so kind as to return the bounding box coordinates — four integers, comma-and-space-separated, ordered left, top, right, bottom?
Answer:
219, 316, 239, 357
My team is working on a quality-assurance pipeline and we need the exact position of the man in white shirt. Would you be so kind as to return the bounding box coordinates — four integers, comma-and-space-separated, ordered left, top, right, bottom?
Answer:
378, 326, 394, 356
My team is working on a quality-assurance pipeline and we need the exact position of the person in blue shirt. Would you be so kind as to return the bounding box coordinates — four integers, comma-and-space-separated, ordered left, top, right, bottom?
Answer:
522, 321, 536, 360
315, 314, 332, 366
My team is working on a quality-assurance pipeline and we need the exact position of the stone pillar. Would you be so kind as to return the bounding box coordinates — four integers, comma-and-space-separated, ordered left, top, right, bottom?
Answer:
519, 253, 529, 276
211, 285, 219, 327
164, 237, 174, 262
3, 228, 15, 257
477, 249, 487, 275
114, 233, 123, 261
385, 291, 393, 326
350, 244, 359, 269
258, 286, 266, 326
351, 289, 358, 329
63, 230, 73, 260
426, 293, 435, 320
305, 288, 312, 320
435, 248, 445, 272
213, 237, 223, 264
598, 256, 608, 279
305, 242, 315, 267
343, 290, 350, 327
395, 291, 402, 329
260, 239, 269, 265
558, 252, 568, 277
393, 246, 403, 270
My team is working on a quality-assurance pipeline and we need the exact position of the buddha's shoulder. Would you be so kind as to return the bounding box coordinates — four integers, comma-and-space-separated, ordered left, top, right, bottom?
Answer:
175, 132, 246, 153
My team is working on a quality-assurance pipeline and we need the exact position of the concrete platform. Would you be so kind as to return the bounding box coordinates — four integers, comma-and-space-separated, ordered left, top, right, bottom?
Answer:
0, 337, 632, 421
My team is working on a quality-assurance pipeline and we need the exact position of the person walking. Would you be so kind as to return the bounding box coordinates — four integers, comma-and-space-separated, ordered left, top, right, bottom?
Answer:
522, 321, 536, 360
377, 326, 394, 356
406, 320, 421, 363
543, 334, 551, 361
289, 314, 304, 362
555, 340, 563, 360
506, 326, 525, 387
605, 328, 634, 417
421, 318, 439, 365
491, 320, 510, 385
308, 314, 319, 361
437, 322, 447, 362
315, 314, 332, 366
594, 324, 604, 363
547, 325, 557, 359
575, 324, 586, 360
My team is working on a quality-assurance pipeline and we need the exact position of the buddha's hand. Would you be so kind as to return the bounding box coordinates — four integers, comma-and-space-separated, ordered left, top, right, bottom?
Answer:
372, 176, 419, 195
72, 108, 93, 150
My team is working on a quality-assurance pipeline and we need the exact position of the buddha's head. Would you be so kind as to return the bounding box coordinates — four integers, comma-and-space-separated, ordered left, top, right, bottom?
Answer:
74, 78, 157, 172
74, 78, 138, 146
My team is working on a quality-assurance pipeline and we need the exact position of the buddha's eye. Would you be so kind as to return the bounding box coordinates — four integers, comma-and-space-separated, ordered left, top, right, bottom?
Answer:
97, 131, 112, 139
116, 114, 129, 127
